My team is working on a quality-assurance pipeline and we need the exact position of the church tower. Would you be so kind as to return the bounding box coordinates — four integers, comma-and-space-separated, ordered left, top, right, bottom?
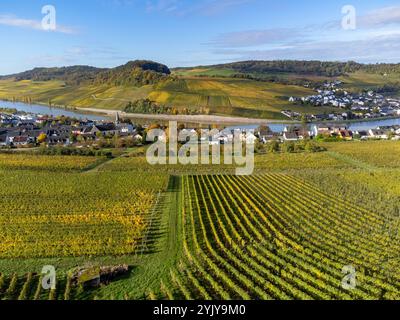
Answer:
115, 112, 120, 125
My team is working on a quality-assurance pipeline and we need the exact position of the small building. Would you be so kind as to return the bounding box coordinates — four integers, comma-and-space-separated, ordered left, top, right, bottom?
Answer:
339, 130, 353, 141
283, 132, 299, 141
0, 134, 7, 146
369, 129, 388, 140
11, 135, 32, 146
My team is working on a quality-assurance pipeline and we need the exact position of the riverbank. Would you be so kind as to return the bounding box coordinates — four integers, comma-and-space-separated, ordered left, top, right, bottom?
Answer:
78, 106, 400, 128
77, 107, 299, 125
2, 99, 400, 130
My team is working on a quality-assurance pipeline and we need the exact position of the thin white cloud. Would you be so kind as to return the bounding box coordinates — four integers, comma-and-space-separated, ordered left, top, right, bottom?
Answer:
145, 0, 252, 16
198, 0, 253, 15
207, 4, 400, 63
359, 6, 400, 28
146, 0, 180, 13
213, 34, 400, 63
0, 14, 77, 34
211, 28, 302, 48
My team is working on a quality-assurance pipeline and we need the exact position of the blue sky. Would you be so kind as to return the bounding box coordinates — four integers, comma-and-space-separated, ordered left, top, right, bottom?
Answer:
0, 0, 400, 74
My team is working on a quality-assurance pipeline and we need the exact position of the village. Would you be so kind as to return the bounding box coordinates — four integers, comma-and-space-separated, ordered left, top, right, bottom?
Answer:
285, 80, 400, 122
1, 107, 400, 150
0, 111, 143, 148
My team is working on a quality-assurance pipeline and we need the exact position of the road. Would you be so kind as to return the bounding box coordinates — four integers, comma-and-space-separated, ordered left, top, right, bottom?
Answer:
77, 107, 294, 125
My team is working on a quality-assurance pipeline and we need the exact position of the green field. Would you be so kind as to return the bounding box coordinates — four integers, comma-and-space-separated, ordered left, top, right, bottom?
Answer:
0, 141, 399, 300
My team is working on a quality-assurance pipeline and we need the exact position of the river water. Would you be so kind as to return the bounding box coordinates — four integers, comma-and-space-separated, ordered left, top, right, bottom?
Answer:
2, 100, 400, 132
0, 100, 108, 121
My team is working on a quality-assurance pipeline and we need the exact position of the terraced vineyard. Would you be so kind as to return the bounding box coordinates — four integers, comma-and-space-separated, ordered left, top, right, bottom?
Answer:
155, 174, 400, 300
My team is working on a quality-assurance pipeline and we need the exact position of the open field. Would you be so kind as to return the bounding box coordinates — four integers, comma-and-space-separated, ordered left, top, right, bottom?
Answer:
0, 141, 399, 300
339, 71, 400, 93
175, 67, 400, 93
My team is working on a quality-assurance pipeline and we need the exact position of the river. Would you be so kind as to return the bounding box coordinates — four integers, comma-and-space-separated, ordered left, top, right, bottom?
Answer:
0, 100, 109, 121
232, 117, 400, 133
2, 100, 400, 132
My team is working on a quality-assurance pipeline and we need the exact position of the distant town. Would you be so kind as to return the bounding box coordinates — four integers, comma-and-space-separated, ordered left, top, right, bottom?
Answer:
285, 80, 400, 122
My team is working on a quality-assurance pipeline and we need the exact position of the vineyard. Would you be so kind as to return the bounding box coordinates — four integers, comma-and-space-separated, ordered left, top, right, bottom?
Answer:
0, 155, 168, 260
324, 141, 400, 168
153, 174, 400, 300
0, 154, 101, 172
0, 273, 78, 300
1, 142, 400, 300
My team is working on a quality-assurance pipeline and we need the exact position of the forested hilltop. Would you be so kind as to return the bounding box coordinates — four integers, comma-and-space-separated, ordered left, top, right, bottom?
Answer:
94, 60, 171, 86
0, 60, 172, 86
176, 60, 400, 77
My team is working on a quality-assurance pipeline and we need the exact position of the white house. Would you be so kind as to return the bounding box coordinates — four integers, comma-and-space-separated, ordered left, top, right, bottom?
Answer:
369, 129, 388, 140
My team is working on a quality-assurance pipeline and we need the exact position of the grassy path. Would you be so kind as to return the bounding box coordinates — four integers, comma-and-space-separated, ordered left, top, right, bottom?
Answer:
326, 151, 378, 171
88, 175, 183, 299
81, 148, 139, 173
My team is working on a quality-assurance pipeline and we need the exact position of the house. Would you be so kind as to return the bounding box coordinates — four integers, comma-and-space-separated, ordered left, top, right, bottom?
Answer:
339, 130, 353, 141
16, 120, 36, 128
355, 130, 369, 140
0, 117, 13, 125
257, 126, 274, 143
11, 135, 32, 146
284, 125, 310, 139
369, 129, 388, 140
47, 132, 71, 145
81, 123, 117, 139
283, 132, 299, 141
116, 123, 136, 136
35, 116, 49, 125
0, 134, 7, 146
71, 126, 86, 135
245, 133, 258, 145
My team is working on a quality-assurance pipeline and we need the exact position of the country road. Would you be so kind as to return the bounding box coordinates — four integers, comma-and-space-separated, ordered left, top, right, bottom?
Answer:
76, 107, 295, 125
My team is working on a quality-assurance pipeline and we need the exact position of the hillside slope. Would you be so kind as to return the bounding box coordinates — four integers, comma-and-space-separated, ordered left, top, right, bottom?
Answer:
0, 60, 399, 119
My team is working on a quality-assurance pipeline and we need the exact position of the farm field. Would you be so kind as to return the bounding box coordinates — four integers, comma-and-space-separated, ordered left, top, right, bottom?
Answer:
0, 141, 399, 300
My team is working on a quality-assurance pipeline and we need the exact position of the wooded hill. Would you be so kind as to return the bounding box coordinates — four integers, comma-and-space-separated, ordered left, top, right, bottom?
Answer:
176, 60, 400, 77
0, 60, 171, 87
